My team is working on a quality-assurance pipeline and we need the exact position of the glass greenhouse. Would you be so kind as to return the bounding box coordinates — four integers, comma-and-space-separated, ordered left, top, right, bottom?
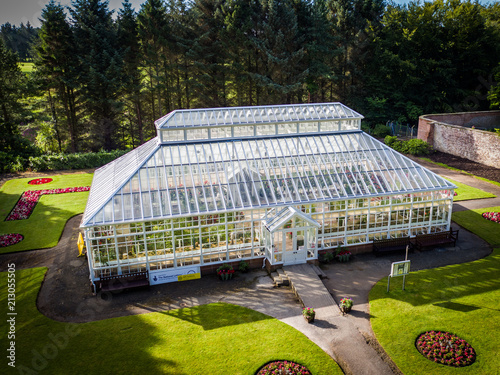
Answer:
81, 103, 455, 289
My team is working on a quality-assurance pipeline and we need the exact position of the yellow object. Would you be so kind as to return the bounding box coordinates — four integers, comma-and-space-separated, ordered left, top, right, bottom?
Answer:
77, 232, 85, 257
177, 273, 201, 282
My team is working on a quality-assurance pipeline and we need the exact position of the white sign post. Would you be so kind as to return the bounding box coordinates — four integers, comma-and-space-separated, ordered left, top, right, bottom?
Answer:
387, 246, 411, 292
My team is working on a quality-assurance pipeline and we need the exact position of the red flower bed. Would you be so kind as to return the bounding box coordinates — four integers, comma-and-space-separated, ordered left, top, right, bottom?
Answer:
415, 331, 476, 367
0, 233, 24, 247
482, 212, 500, 223
28, 178, 53, 185
5, 186, 90, 221
256, 360, 311, 375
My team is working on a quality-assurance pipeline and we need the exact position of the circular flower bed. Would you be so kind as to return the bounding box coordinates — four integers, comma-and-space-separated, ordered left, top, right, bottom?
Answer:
256, 360, 311, 375
482, 212, 500, 224
415, 331, 476, 367
28, 178, 53, 185
0, 233, 24, 247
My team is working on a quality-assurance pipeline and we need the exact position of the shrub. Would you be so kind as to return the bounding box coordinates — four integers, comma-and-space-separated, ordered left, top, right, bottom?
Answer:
384, 136, 431, 156
373, 124, 392, 138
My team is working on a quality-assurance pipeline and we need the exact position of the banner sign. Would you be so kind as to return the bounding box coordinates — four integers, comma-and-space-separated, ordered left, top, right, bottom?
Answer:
390, 260, 411, 277
149, 266, 201, 285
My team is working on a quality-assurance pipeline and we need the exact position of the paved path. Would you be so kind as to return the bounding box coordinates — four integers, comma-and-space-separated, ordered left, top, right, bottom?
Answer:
284, 264, 394, 375
0, 161, 498, 374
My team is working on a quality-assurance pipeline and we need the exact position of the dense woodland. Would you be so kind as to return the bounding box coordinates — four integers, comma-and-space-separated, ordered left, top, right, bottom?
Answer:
1, 0, 500, 167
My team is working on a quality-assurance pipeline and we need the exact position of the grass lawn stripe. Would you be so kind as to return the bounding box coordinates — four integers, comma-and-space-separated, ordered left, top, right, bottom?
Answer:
370, 206, 500, 374
1, 267, 342, 375
0, 174, 93, 253
445, 178, 496, 201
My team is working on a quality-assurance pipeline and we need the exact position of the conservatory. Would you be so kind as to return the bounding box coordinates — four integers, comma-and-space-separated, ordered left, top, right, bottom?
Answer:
81, 103, 456, 289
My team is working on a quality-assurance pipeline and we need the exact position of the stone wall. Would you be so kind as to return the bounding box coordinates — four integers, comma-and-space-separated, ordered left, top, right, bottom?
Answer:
418, 111, 500, 168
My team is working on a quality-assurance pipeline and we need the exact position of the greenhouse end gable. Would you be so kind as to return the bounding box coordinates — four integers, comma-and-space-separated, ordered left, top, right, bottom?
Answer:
81, 103, 456, 290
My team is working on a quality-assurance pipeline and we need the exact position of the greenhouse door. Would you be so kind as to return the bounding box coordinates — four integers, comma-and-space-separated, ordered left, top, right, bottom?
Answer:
283, 229, 307, 265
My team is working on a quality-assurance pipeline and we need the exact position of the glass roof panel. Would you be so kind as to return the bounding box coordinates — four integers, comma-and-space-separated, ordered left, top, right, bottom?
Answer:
82, 132, 456, 226
155, 103, 363, 129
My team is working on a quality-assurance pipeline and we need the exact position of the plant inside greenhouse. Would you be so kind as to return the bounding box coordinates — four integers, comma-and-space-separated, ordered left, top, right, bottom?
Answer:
81, 103, 455, 292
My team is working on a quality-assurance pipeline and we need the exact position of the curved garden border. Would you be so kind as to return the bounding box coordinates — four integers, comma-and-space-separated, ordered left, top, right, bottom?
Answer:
5, 186, 90, 221
482, 212, 499, 223
0, 233, 24, 247
256, 360, 311, 375
415, 330, 476, 367
28, 178, 53, 185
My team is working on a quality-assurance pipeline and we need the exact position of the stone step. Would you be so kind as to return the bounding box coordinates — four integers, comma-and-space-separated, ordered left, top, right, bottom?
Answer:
270, 271, 284, 287
276, 268, 290, 285
310, 264, 328, 279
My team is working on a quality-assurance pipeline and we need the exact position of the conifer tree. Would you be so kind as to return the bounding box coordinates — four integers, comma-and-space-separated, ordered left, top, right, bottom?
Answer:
117, 0, 146, 145
35, 0, 79, 152
71, 0, 123, 150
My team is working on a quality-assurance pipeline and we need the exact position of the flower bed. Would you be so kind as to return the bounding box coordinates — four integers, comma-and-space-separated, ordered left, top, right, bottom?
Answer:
0, 233, 24, 247
5, 186, 90, 221
415, 331, 476, 367
256, 360, 311, 375
28, 178, 53, 185
482, 212, 500, 223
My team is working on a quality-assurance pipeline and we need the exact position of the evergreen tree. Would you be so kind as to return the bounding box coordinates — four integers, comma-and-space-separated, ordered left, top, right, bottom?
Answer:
137, 0, 169, 118
71, 0, 124, 151
0, 38, 23, 124
35, 0, 79, 152
251, 0, 308, 104
190, 0, 228, 107
117, 0, 146, 146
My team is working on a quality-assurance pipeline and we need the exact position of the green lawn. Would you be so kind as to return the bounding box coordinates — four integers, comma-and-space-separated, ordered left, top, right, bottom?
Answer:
0, 268, 342, 375
421, 157, 500, 188
19, 62, 34, 73
370, 207, 500, 374
446, 178, 496, 201
0, 174, 93, 253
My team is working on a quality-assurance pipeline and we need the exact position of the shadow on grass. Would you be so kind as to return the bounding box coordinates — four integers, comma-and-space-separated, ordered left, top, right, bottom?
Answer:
433, 301, 481, 312
163, 302, 272, 330
1, 268, 183, 375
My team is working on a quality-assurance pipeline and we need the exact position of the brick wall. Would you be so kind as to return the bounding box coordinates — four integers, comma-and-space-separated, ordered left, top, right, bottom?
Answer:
418, 111, 500, 169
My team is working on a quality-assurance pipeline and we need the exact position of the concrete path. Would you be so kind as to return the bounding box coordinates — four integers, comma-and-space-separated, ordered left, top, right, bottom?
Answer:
283, 264, 395, 375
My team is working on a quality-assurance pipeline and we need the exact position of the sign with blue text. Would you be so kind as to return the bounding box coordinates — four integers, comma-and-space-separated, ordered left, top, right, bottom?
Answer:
150, 266, 201, 285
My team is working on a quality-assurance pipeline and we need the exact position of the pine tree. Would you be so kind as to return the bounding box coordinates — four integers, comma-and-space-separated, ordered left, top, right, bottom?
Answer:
117, 0, 146, 146
137, 0, 169, 118
35, 0, 79, 152
251, 0, 308, 104
71, 0, 123, 151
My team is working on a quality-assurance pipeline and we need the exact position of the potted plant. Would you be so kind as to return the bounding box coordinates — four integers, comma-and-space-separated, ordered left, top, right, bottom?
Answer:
319, 252, 334, 264
238, 260, 250, 273
302, 307, 315, 323
216, 264, 234, 280
340, 297, 353, 314
335, 245, 351, 262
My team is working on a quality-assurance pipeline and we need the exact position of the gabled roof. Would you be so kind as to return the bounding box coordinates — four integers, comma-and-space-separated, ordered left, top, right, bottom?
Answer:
265, 207, 320, 233
155, 102, 363, 129
81, 130, 456, 228
81, 138, 158, 227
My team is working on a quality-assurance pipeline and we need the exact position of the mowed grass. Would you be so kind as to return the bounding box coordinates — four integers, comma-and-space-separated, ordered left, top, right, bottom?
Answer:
421, 157, 500, 188
0, 174, 93, 253
19, 62, 34, 73
370, 207, 500, 374
445, 178, 496, 201
0, 268, 342, 375
452, 206, 500, 247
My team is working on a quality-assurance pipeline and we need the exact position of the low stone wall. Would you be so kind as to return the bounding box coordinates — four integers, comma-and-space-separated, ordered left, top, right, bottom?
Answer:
418, 111, 500, 169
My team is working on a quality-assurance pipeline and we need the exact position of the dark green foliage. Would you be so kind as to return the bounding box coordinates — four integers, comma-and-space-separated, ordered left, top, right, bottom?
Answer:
384, 136, 431, 156
71, 0, 124, 151
372, 124, 391, 138
0, 22, 38, 61
0, 38, 24, 124
1, 149, 128, 173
